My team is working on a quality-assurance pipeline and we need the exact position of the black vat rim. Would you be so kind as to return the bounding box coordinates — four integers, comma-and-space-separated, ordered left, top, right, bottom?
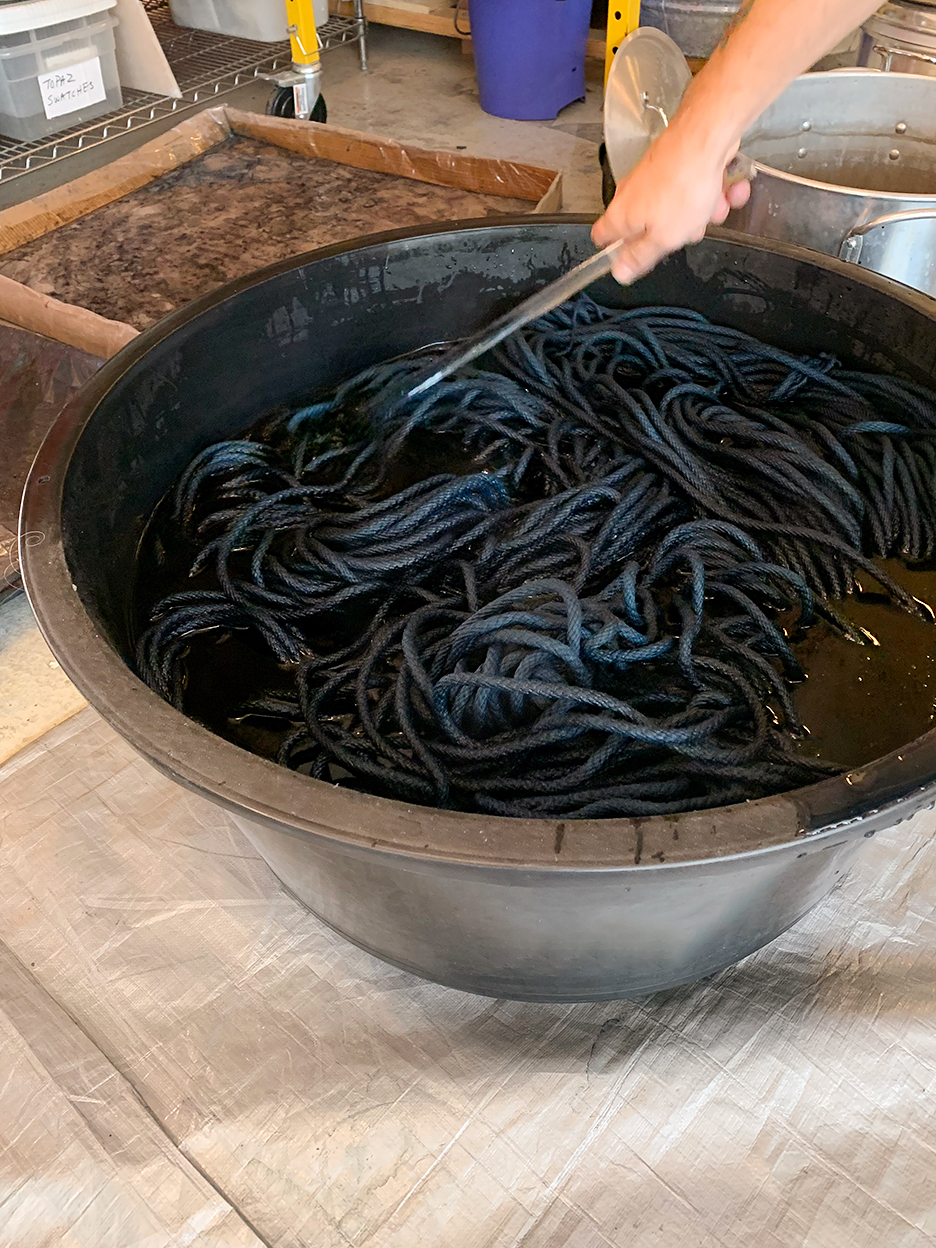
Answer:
20, 215, 936, 871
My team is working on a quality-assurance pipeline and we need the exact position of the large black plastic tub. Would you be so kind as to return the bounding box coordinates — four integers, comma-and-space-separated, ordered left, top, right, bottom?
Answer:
21, 219, 936, 1000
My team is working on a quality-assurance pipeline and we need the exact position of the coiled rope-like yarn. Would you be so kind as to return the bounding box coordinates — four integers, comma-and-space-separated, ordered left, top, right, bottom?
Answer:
135, 297, 936, 818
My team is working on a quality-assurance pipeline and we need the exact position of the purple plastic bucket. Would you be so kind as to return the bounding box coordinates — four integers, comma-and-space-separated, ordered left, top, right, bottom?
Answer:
468, 0, 592, 121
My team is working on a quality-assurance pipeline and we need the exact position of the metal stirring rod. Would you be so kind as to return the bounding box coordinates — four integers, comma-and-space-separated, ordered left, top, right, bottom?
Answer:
406, 153, 757, 403
407, 241, 624, 400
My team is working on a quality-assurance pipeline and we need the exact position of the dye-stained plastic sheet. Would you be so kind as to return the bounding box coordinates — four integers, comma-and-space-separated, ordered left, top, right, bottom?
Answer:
1, 707, 935, 1247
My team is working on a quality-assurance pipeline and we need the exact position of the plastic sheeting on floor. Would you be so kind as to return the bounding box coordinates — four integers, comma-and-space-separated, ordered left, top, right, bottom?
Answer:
2, 707, 936, 1248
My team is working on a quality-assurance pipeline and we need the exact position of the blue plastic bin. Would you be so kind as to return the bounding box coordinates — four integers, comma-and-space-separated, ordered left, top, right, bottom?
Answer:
469, 0, 592, 121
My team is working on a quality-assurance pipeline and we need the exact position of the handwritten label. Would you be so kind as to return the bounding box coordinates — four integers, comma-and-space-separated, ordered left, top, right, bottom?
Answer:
38, 56, 106, 120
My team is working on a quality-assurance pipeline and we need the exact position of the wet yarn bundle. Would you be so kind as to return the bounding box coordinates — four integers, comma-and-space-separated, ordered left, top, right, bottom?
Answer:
136, 297, 936, 819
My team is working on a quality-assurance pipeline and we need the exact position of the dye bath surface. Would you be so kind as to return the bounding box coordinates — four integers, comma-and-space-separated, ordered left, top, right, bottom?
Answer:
134, 478, 936, 792
124, 272, 936, 817
795, 563, 936, 767
139, 560, 936, 782
0, 135, 536, 332
129, 310, 936, 811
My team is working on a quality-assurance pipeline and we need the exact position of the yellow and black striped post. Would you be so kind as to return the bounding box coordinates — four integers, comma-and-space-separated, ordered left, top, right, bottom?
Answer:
285, 0, 321, 68
605, 1, 641, 84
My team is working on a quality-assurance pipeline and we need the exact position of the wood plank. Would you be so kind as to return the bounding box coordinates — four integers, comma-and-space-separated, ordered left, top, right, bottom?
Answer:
585, 31, 606, 61
0, 274, 137, 358
225, 108, 560, 204
371, 0, 445, 12
332, 0, 464, 37
533, 171, 563, 215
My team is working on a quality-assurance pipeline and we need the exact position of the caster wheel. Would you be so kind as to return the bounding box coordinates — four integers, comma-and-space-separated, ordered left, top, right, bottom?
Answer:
266, 86, 327, 123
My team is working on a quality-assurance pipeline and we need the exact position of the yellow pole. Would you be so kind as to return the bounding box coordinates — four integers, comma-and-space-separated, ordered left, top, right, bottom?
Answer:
605, 0, 641, 84
285, 0, 321, 66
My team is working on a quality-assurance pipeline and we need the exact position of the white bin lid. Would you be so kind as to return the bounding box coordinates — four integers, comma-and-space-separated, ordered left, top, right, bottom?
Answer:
0, 0, 117, 35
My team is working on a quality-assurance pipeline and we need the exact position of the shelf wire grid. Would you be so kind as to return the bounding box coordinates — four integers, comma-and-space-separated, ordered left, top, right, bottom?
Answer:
0, 0, 365, 182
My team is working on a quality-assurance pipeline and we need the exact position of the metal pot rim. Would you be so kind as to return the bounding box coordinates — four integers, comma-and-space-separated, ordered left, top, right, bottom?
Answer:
20, 217, 936, 871
745, 158, 936, 203
745, 70, 936, 202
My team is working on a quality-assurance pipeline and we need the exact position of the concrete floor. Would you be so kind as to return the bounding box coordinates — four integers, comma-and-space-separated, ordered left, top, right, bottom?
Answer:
0, 23, 605, 761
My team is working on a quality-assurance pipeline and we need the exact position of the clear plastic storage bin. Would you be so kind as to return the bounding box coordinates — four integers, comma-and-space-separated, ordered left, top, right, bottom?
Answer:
0, 0, 121, 142
168, 0, 327, 44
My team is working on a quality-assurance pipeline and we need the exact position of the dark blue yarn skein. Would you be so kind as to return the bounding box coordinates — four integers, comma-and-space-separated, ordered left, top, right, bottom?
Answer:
135, 296, 936, 819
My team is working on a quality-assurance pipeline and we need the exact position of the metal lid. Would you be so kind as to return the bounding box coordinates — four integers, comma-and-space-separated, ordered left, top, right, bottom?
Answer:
603, 27, 691, 183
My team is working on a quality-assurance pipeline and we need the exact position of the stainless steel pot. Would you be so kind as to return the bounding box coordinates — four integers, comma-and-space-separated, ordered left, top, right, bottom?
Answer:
729, 70, 936, 297
858, 1, 936, 76
21, 221, 936, 1001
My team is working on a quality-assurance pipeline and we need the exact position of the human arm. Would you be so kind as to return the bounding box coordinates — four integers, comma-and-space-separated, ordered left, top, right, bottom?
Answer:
592, 0, 885, 282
